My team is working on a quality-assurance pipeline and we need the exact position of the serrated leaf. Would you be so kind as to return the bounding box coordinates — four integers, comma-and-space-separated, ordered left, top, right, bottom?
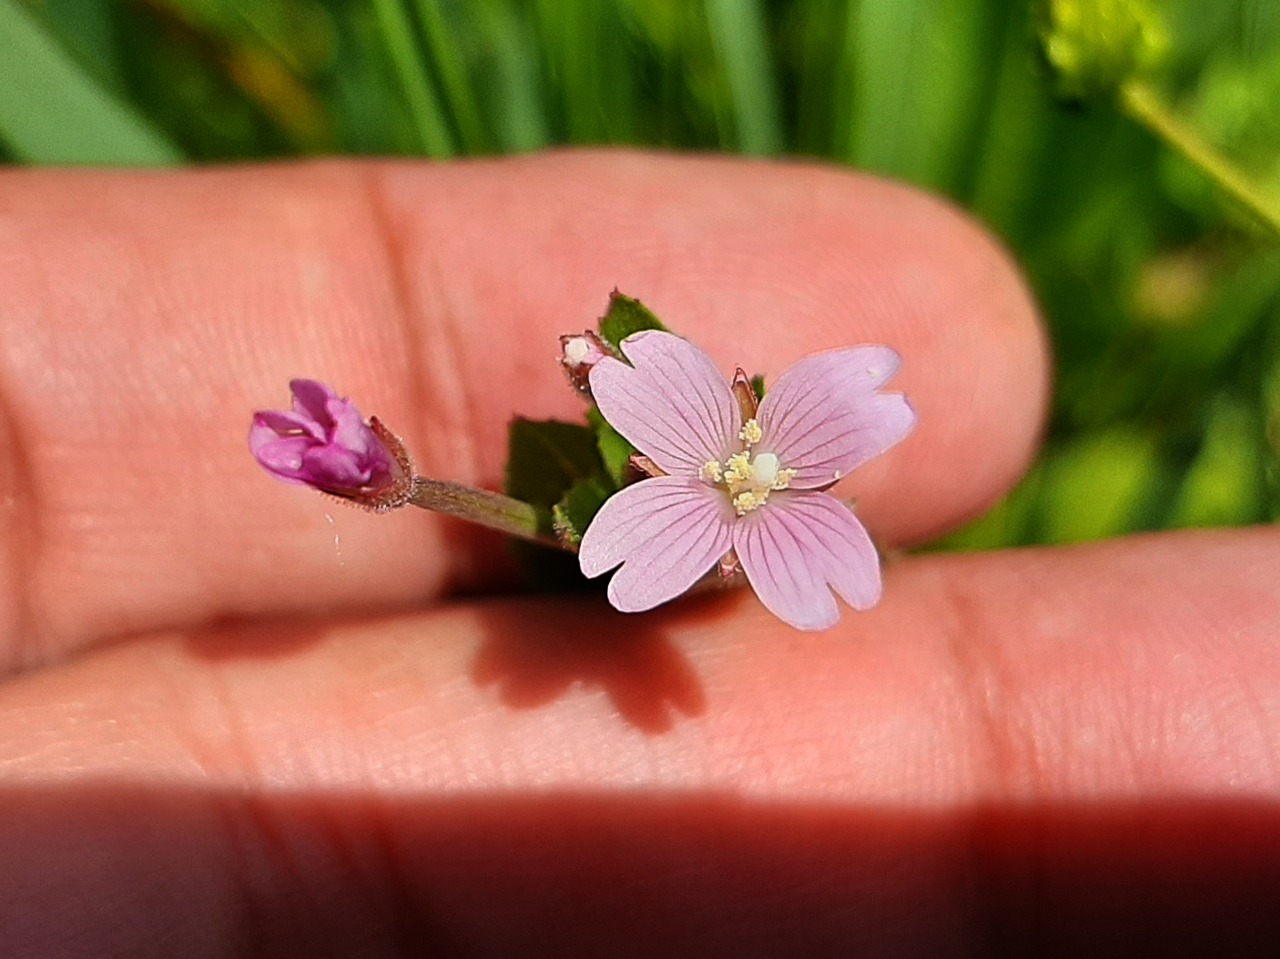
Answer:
504, 418, 605, 520
505, 418, 608, 585
598, 290, 668, 351
0, 0, 183, 164
587, 406, 635, 487
552, 474, 613, 546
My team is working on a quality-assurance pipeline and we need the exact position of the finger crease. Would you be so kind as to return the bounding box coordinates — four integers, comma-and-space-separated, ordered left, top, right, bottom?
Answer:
0, 374, 40, 674
360, 166, 479, 481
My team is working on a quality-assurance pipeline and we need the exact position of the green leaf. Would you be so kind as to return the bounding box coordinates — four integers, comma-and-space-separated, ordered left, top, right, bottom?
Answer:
1035, 428, 1163, 543
504, 417, 616, 588
1170, 397, 1266, 528
0, 0, 183, 164
597, 290, 669, 352
504, 418, 606, 521
750, 374, 767, 400
410, 0, 489, 152
552, 474, 613, 546
587, 407, 635, 487
841, 0, 998, 193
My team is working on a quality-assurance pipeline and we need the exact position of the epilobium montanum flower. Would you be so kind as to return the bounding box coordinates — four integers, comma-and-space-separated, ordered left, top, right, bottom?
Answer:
249, 379, 413, 511
578, 331, 915, 631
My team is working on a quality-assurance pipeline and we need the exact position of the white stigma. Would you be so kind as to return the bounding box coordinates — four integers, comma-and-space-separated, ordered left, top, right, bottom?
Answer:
750, 452, 780, 488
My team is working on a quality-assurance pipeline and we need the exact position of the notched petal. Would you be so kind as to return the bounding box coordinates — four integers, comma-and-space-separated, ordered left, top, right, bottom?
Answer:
757, 346, 915, 488
589, 330, 741, 476
733, 491, 881, 631
579, 476, 734, 612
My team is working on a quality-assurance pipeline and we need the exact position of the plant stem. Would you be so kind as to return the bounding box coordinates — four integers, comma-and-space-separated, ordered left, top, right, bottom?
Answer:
1120, 79, 1280, 238
409, 477, 563, 549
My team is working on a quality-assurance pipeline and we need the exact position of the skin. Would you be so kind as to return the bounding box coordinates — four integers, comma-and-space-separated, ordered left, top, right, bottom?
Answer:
0, 152, 1277, 957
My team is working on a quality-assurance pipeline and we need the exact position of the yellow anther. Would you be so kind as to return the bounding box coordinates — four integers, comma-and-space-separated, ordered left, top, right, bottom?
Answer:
739, 418, 763, 445
699, 460, 723, 483
732, 490, 768, 515
723, 451, 752, 486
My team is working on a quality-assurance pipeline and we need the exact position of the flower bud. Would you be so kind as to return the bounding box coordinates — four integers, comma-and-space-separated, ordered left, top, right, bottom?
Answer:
1039, 0, 1167, 100
249, 379, 414, 511
558, 331, 609, 397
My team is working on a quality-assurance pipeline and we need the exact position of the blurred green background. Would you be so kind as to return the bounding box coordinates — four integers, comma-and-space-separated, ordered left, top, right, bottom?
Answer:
3, 0, 1279, 549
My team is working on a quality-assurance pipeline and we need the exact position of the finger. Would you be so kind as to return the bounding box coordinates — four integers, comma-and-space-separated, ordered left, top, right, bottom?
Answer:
0, 529, 1277, 955
0, 153, 1046, 667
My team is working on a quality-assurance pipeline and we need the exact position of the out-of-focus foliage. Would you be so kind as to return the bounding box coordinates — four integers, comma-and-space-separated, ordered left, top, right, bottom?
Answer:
3, 0, 1278, 548
0, 0, 180, 162
1038, 0, 1168, 100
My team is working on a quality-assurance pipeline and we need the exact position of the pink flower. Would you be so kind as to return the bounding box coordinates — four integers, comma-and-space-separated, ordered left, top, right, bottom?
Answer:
249, 379, 406, 503
578, 331, 915, 631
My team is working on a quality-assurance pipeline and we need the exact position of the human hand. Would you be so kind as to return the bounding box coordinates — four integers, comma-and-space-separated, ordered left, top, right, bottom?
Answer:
0, 153, 1276, 957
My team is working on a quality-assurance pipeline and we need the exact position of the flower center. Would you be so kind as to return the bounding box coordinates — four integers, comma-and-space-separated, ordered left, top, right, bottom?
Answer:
699, 418, 797, 515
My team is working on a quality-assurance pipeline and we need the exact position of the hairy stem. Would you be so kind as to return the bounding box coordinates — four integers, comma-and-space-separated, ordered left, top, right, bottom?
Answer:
409, 477, 563, 549
1120, 80, 1280, 237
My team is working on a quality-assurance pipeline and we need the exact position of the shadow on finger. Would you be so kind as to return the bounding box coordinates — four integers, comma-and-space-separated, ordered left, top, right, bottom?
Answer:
1, 782, 1277, 958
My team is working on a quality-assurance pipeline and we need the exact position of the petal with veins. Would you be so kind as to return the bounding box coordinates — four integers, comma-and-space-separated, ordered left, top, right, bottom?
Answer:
757, 346, 914, 488
589, 331, 741, 476
579, 476, 735, 612
733, 491, 881, 631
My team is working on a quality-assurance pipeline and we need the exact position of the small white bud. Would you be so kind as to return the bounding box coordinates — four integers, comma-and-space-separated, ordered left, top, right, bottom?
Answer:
563, 337, 592, 367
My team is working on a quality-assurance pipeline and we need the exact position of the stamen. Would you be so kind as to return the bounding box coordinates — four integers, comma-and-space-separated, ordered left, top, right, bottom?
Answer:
723, 452, 752, 486
707, 432, 796, 515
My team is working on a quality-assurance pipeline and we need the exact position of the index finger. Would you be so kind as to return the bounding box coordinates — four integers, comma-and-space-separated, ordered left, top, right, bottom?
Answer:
0, 152, 1046, 667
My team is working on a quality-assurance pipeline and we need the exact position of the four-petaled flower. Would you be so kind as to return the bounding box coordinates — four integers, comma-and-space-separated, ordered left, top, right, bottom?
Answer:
578, 331, 914, 630
249, 379, 411, 509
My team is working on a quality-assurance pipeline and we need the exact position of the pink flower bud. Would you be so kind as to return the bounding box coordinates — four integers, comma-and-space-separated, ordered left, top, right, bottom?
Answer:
249, 379, 413, 510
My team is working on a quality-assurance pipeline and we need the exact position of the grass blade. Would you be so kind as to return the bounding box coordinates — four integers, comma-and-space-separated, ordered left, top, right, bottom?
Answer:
0, 0, 182, 164
703, 0, 783, 154
370, 0, 456, 156
411, 0, 489, 152
841, 0, 995, 192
